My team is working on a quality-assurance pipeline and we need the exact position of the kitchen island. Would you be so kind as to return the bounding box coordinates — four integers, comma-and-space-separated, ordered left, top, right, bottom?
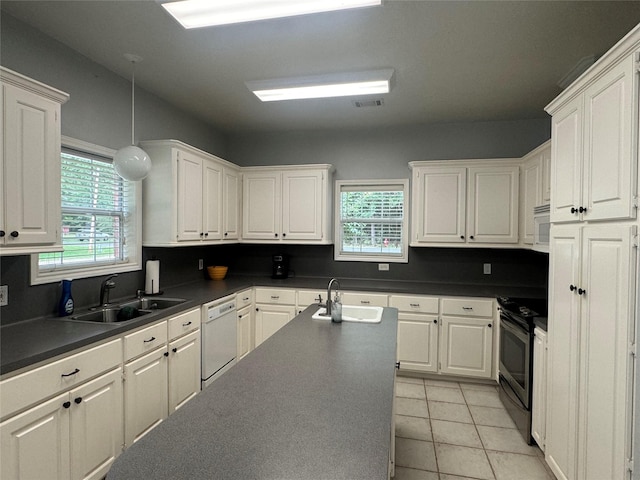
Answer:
107, 305, 398, 480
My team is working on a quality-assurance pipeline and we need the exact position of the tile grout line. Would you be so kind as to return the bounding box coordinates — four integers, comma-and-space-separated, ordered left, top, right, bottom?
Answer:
461, 386, 498, 480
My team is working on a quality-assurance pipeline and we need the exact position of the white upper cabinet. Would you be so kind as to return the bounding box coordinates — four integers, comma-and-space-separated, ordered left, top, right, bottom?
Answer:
410, 161, 519, 247
547, 50, 638, 224
242, 164, 333, 243
140, 140, 239, 246
0, 67, 68, 255
520, 141, 551, 245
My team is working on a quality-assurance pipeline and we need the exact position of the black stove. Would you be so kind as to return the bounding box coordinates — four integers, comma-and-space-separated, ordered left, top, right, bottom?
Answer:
497, 296, 548, 330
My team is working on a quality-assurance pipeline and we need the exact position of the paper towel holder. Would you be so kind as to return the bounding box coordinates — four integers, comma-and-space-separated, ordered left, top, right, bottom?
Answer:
144, 259, 164, 296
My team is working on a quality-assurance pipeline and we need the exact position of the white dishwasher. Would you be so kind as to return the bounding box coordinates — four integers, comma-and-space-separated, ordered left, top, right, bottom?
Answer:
201, 296, 237, 388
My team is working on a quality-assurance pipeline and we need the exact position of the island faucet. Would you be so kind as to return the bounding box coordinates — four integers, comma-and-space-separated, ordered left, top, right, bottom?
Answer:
325, 278, 341, 317
99, 274, 118, 306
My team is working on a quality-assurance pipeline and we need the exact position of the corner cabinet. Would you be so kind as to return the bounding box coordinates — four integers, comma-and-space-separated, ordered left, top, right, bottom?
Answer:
242, 165, 334, 244
520, 141, 551, 245
410, 160, 519, 247
0, 67, 69, 255
139, 140, 240, 246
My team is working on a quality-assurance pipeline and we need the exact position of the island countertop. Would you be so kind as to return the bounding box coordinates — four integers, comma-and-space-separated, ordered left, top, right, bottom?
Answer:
107, 305, 398, 480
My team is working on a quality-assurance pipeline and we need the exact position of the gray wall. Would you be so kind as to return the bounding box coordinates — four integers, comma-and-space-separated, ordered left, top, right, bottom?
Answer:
226, 119, 550, 177
0, 12, 226, 156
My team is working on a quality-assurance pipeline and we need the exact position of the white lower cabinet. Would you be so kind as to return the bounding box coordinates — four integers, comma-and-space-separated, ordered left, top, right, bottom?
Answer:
168, 329, 200, 413
254, 288, 296, 346
393, 295, 495, 379
0, 341, 123, 480
237, 304, 253, 361
531, 326, 547, 451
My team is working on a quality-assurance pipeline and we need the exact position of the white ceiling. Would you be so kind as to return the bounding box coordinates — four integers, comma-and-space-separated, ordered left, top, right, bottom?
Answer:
2, 1, 639, 134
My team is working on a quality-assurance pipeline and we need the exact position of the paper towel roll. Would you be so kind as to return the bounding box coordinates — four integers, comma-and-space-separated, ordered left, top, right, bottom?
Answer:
145, 260, 160, 294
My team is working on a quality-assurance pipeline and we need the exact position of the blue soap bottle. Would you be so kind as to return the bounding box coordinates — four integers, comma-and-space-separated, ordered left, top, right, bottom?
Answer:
58, 279, 74, 316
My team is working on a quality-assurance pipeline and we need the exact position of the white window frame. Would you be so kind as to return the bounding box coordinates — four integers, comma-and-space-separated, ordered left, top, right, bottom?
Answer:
334, 179, 409, 263
30, 136, 143, 285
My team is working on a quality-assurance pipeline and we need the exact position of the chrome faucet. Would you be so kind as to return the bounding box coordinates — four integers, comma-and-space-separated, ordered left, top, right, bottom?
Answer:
325, 278, 341, 317
99, 274, 118, 306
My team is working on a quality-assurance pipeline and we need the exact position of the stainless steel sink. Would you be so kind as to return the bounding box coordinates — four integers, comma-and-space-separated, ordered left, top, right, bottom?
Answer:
65, 297, 186, 324
119, 297, 187, 310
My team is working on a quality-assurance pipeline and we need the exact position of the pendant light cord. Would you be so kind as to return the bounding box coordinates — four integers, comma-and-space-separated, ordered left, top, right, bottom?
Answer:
131, 63, 136, 145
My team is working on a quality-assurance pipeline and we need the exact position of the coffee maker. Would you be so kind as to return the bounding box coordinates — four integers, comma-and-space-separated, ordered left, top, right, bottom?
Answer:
271, 254, 289, 279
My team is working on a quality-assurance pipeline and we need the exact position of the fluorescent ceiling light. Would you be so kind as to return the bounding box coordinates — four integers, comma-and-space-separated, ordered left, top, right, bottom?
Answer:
161, 0, 382, 29
246, 69, 394, 102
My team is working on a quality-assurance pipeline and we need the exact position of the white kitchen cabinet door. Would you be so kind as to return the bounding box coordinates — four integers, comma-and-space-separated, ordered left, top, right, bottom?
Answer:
282, 169, 324, 241
576, 225, 635, 480
531, 327, 547, 452
202, 159, 223, 241
222, 166, 240, 240
467, 166, 519, 244
242, 171, 280, 240
541, 145, 551, 204
69, 368, 123, 480
439, 316, 493, 378
254, 304, 295, 346
397, 313, 438, 373
3, 83, 61, 247
582, 56, 636, 222
237, 305, 253, 360
550, 96, 583, 224
0, 392, 70, 480
522, 157, 542, 245
176, 150, 204, 241
124, 347, 168, 446
412, 166, 466, 243
168, 330, 201, 414
546, 225, 581, 480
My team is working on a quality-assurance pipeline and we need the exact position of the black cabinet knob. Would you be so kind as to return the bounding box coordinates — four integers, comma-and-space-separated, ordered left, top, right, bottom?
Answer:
578, 288, 586, 295
488, 323, 492, 328
74, 397, 82, 404
570, 284, 577, 292
199, 232, 204, 237
460, 235, 465, 240
224, 232, 228, 236
164, 351, 169, 357
470, 235, 474, 240
204, 233, 209, 237
10, 231, 18, 238
571, 207, 578, 214
282, 233, 286, 237
579, 206, 587, 213
172, 348, 177, 353
63, 401, 71, 409
395, 362, 400, 369
433, 319, 438, 324
274, 233, 278, 237
0, 230, 4, 238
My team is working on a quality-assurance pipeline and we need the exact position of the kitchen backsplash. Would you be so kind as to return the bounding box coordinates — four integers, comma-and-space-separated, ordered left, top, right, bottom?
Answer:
0, 244, 547, 326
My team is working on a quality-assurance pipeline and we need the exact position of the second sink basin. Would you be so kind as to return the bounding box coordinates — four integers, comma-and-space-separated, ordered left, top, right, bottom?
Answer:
312, 305, 383, 323
119, 297, 187, 311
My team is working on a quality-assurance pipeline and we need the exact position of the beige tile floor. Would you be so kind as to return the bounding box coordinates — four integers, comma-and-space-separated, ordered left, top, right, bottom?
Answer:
393, 376, 556, 480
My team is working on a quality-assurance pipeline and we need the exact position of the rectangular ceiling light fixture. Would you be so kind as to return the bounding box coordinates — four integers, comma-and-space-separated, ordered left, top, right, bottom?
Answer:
161, 0, 382, 29
246, 69, 394, 102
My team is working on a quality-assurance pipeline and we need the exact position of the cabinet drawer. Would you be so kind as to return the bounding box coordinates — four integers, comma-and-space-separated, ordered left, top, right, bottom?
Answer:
390, 295, 439, 313
441, 298, 494, 318
297, 289, 325, 307
0, 339, 121, 419
235, 289, 253, 309
255, 288, 296, 305
124, 321, 168, 362
341, 292, 388, 307
167, 308, 200, 341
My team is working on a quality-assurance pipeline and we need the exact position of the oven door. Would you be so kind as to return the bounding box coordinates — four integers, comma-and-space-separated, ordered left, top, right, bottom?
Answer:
499, 313, 531, 408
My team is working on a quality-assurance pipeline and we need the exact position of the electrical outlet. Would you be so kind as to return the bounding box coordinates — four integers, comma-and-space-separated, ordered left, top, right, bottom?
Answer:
0, 285, 8, 306
378, 263, 390, 271
198, 259, 204, 270
483, 263, 492, 275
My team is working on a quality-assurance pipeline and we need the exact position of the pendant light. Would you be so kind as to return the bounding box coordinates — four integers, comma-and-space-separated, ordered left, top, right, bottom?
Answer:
113, 53, 152, 181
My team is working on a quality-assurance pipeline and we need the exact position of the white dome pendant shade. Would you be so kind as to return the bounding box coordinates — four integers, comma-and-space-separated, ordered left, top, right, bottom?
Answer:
114, 54, 152, 181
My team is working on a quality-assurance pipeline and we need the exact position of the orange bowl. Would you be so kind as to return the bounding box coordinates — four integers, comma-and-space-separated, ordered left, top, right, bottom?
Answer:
207, 266, 228, 280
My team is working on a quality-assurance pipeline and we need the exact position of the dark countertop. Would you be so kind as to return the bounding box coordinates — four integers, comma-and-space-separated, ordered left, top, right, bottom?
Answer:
107, 306, 398, 480
1, 274, 546, 376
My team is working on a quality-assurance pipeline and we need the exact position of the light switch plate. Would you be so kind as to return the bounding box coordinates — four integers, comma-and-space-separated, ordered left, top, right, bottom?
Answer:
198, 259, 204, 270
378, 263, 390, 271
0, 285, 7, 306
483, 263, 492, 275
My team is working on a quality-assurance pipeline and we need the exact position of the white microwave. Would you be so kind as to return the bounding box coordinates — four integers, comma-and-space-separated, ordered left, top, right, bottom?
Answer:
533, 204, 550, 253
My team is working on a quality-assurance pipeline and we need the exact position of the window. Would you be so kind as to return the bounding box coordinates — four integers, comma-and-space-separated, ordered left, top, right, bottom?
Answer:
31, 137, 142, 284
335, 179, 408, 262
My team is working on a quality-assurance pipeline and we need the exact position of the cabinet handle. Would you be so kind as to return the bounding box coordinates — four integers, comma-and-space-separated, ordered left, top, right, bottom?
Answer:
578, 288, 586, 296
282, 233, 286, 237
199, 232, 204, 237
488, 323, 492, 328
10, 231, 18, 238
204, 233, 209, 237
224, 232, 228, 236
579, 206, 588, 213
570, 284, 577, 292
0, 230, 4, 237
74, 397, 82, 404
571, 207, 577, 214
144, 336, 156, 343
433, 319, 438, 324
274, 233, 278, 237
395, 361, 401, 369
238, 313, 243, 319
182, 321, 192, 327
271, 296, 280, 299
462, 306, 473, 311
63, 401, 71, 409
243, 297, 250, 301
256, 307, 260, 311
172, 348, 178, 353
61, 368, 80, 377
361, 300, 370, 304
460, 235, 465, 239
409, 303, 420, 307
469, 235, 474, 240
164, 351, 169, 357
